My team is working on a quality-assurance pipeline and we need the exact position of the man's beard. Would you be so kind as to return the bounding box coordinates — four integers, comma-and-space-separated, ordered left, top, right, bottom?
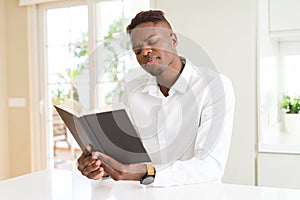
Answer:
148, 64, 168, 76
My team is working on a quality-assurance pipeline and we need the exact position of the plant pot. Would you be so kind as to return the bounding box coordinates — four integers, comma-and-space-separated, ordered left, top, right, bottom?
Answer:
284, 114, 300, 133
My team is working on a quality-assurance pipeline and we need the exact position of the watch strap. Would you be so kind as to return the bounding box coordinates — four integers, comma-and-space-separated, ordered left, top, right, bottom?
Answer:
146, 163, 155, 176
140, 163, 155, 185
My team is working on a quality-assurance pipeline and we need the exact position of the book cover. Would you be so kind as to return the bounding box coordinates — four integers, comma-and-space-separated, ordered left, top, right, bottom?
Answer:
54, 101, 151, 164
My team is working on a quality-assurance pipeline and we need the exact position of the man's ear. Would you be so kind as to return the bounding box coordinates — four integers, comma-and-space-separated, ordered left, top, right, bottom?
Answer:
170, 32, 178, 46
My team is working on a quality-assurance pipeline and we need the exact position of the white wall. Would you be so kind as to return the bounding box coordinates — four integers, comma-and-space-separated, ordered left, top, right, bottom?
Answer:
257, 0, 279, 140
152, 0, 257, 185
0, 0, 10, 180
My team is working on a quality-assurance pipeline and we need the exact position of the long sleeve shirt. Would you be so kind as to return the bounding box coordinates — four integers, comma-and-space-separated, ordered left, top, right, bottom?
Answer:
122, 58, 235, 187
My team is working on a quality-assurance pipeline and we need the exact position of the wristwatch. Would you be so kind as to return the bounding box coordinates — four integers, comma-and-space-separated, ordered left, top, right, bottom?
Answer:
140, 163, 156, 185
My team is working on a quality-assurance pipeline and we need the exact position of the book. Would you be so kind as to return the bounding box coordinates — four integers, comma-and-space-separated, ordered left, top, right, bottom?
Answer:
54, 100, 151, 164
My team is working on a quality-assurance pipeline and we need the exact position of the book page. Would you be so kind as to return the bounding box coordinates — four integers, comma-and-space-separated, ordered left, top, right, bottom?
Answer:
58, 99, 84, 117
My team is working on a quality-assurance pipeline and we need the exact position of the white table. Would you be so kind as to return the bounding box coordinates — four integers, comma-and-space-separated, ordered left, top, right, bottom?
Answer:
1, 169, 300, 200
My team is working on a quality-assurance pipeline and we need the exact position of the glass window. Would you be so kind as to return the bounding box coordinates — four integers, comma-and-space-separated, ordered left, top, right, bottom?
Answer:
40, 0, 150, 170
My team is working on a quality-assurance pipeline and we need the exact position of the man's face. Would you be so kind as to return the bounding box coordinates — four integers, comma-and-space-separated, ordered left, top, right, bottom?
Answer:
130, 22, 178, 77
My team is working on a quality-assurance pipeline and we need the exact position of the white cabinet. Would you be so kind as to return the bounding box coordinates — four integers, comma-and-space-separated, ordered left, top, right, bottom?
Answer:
270, 0, 300, 31
269, 0, 300, 41
259, 1, 300, 190
258, 153, 300, 189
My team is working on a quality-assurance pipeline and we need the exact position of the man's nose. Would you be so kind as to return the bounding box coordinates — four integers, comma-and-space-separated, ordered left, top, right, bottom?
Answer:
142, 48, 152, 56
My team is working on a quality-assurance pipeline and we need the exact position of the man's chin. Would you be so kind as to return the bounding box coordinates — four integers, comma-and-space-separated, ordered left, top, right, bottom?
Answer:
150, 66, 167, 77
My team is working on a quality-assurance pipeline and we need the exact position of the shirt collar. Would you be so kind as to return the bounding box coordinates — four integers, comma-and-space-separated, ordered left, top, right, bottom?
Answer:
171, 57, 192, 94
141, 76, 159, 96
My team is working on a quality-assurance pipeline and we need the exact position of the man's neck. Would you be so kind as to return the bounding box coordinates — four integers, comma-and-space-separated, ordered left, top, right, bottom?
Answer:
157, 57, 185, 97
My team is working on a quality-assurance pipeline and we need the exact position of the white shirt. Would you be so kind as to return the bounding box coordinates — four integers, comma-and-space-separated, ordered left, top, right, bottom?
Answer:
122, 58, 235, 187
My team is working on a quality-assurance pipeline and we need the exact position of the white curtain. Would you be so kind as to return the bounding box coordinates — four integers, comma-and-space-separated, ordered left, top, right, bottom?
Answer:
19, 0, 60, 6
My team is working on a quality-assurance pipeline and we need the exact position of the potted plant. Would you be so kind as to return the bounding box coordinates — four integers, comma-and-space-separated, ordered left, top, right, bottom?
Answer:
281, 95, 300, 133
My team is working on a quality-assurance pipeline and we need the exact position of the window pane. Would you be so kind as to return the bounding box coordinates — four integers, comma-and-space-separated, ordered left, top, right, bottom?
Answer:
46, 5, 88, 105
94, 0, 149, 107
45, 4, 89, 169
95, 0, 123, 41
123, 0, 150, 20
283, 55, 300, 95
47, 45, 71, 83
47, 7, 70, 45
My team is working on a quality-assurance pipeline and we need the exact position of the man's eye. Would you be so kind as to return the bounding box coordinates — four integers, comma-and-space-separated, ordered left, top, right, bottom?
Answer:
134, 49, 142, 55
148, 40, 157, 46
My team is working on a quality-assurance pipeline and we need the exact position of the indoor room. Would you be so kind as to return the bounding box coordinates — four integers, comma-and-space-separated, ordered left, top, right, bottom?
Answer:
1, 0, 300, 199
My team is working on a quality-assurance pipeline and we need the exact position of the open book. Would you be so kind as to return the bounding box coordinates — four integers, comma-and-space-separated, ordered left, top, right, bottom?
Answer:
54, 100, 151, 164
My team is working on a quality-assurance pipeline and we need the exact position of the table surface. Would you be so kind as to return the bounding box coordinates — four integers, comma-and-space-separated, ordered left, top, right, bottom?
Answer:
1, 169, 300, 200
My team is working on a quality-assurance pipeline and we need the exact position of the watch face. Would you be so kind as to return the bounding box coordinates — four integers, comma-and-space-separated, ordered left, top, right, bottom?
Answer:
141, 176, 154, 185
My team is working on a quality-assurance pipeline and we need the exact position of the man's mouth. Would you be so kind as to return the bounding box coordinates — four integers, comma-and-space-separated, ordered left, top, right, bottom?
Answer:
146, 56, 157, 64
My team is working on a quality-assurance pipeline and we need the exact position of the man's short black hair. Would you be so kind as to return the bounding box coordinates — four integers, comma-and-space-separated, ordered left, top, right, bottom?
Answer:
126, 10, 172, 34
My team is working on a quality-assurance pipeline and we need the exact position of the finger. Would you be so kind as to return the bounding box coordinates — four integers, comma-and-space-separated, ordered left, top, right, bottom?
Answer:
77, 145, 93, 163
83, 144, 92, 156
100, 162, 119, 180
77, 153, 86, 164
86, 144, 93, 154
93, 152, 124, 180
87, 168, 105, 180
93, 152, 121, 170
82, 161, 100, 176
78, 156, 97, 171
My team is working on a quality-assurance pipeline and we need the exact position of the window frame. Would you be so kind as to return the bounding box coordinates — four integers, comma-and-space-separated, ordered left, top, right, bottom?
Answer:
29, 0, 151, 170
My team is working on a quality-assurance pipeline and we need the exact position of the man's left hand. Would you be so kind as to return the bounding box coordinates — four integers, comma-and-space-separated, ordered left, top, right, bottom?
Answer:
93, 152, 147, 181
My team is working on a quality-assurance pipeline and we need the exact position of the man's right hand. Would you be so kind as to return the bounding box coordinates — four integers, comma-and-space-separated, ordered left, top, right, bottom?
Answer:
77, 145, 108, 180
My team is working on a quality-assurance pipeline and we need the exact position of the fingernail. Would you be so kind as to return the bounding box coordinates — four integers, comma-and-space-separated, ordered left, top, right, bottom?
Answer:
95, 160, 100, 166
87, 145, 91, 151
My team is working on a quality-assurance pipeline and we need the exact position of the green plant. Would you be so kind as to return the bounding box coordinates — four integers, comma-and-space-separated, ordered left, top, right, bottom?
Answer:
102, 17, 130, 104
281, 95, 300, 114
57, 64, 85, 101
72, 32, 88, 58
103, 17, 130, 81
52, 88, 67, 105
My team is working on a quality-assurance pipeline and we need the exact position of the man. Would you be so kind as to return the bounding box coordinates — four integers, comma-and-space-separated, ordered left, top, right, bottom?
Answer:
77, 10, 235, 187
